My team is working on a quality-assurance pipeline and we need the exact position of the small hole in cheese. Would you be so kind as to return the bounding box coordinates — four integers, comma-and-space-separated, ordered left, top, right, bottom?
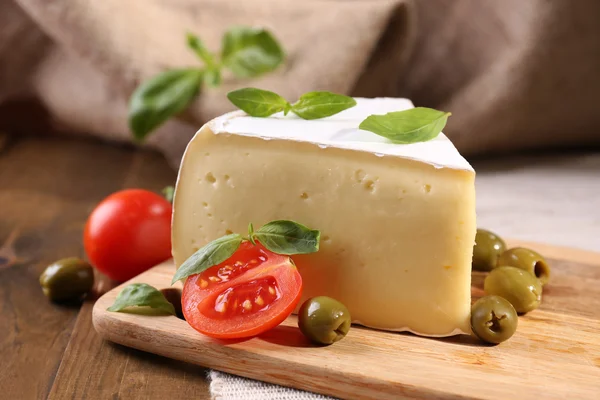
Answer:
354, 169, 365, 183
424, 184, 432, 193
225, 229, 233, 235
205, 172, 216, 183
202, 202, 208, 207
224, 175, 230, 181
364, 180, 376, 192
322, 235, 331, 242
300, 192, 309, 199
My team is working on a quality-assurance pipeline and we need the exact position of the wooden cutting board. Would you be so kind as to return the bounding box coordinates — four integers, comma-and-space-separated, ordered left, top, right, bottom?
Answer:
93, 242, 600, 399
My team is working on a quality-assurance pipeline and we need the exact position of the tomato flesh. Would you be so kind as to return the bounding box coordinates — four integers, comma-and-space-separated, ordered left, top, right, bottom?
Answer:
182, 242, 302, 339
205, 276, 280, 319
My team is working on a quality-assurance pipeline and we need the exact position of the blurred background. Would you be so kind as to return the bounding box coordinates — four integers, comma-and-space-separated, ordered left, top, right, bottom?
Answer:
1, 0, 599, 398
2, 0, 598, 247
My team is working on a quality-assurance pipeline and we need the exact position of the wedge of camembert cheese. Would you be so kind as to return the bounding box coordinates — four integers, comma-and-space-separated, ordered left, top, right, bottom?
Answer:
172, 97, 476, 337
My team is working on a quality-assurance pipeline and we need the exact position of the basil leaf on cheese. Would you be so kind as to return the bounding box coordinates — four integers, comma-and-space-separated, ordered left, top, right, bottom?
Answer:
227, 88, 357, 120
172, 233, 243, 284
359, 107, 451, 144
254, 220, 320, 255
108, 283, 176, 315
227, 88, 290, 117
291, 91, 356, 120
128, 68, 203, 141
221, 27, 285, 78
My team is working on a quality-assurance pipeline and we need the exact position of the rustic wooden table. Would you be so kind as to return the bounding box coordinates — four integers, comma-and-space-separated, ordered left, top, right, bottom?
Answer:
0, 134, 211, 399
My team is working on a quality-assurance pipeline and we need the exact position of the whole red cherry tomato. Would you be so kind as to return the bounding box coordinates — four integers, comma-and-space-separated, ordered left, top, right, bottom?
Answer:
84, 189, 172, 281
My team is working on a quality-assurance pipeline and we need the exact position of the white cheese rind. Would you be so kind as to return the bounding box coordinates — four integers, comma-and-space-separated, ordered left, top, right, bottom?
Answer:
208, 98, 473, 172
173, 98, 476, 337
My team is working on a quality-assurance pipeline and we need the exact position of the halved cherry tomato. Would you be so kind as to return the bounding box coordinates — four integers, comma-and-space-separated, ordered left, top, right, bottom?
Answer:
182, 241, 302, 339
84, 189, 172, 282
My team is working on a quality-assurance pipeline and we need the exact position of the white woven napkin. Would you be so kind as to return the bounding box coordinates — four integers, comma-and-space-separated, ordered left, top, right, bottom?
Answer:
208, 152, 600, 400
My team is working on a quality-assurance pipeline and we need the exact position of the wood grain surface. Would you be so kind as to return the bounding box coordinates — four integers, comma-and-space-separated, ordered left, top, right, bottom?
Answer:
0, 135, 211, 399
94, 253, 600, 400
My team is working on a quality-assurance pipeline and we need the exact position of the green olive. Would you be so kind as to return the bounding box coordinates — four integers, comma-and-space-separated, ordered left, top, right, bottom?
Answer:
484, 266, 542, 313
497, 247, 550, 285
39, 258, 95, 302
471, 295, 518, 344
472, 229, 506, 271
298, 296, 351, 345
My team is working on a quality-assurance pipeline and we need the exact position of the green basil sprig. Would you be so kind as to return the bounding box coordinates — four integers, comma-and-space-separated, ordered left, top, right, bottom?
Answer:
128, 27, 285, 141
162, 185, 175, 203
221, 27, 285, 78
253, 220, 321, 255
172, 233, 244, 284
107, 283, 176, 315
129, 69, 203, 141
227, 88, 356, 120
227, 88, 290, 118
359, 107, 451, 144
172, 220, 320, 284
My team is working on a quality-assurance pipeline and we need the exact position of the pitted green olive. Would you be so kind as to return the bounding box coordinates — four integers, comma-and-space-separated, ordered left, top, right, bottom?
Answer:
497, 247, 551, 285
484, 266, 542, 313
298, 296, 351, 345
472, 229, 506, 272
39, 258, 94, 302
471, 295, 518, 344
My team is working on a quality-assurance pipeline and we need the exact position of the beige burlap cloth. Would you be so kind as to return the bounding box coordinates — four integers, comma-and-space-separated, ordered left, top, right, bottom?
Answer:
2, 0, 600, 168
3, 1, 600, 398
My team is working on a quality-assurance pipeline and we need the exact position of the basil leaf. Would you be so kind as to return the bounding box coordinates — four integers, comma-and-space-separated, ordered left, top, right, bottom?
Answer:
204, 68, 222, 87
254, 220, 320, 255
186, 33, 221, 87
248, 222, 257, 245
291, 92, 356, 120
129, 68, 203, 141
186, 33, 217, 69
221, 27, 284, 78
162, 186, 175, 203
359, 107, 451, 144
171, 233, 243, 284
107, 283, 176, 315
227, 88, 289, 117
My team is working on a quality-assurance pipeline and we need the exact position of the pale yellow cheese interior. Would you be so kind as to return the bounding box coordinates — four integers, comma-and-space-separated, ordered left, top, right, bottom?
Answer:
173, 127, 476, 336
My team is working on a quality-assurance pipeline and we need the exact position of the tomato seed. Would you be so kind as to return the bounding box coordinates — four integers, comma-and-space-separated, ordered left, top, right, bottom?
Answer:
268, 286, 276, 295
200, 279, 208, 288
215, 302, 227, 313
209, 276, 221, 282
255, 296, 264, 306
242, 299, 252, 311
